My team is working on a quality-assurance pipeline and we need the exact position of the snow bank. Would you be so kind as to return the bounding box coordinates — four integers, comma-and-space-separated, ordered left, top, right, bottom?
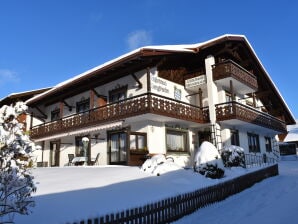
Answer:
141, 154, 182, 176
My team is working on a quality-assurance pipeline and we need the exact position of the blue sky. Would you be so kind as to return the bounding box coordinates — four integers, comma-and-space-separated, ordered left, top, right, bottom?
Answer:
0, 0, 297, 119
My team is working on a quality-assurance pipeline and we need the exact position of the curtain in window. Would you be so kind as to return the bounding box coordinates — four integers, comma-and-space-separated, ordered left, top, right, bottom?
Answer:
119, 133, 126, 161
166, 131, 185, 151
110, 134, 119, 162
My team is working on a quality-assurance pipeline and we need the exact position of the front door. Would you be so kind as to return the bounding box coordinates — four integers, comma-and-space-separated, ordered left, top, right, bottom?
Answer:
198, 131, 211, 146
109, 132, 127, 165
50, 141, 60, 166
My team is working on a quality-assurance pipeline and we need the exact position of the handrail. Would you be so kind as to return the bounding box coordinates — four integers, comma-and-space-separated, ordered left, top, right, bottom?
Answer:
32, 92, 203, 128
30, 93, 209, 139
216, 101, 285, 124
215, 101, 286, 132
213, 59, 257, 79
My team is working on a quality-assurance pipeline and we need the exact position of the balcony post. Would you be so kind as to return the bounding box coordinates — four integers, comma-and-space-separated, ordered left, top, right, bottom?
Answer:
252, 93, 256, 108
230, 80, 235, 101
198, 88, 203, 107
59, 101, 64, 119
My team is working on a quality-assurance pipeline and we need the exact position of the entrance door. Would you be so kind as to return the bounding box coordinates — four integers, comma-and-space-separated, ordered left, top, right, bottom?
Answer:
198, 131, 211, 146
50, 141, 60, 166
109, 132, 127, 165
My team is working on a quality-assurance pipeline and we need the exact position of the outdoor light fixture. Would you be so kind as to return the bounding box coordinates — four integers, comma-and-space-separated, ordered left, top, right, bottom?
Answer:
82, 137, 89, 166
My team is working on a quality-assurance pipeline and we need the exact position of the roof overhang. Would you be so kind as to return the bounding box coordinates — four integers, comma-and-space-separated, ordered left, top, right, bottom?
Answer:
25, 34, 296, 125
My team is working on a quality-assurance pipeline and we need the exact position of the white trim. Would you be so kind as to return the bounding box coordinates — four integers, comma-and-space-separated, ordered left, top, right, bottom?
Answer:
32, 121, 123, 142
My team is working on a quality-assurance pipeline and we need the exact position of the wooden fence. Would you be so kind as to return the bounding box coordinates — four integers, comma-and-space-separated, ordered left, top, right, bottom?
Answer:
68, 164, 278, 224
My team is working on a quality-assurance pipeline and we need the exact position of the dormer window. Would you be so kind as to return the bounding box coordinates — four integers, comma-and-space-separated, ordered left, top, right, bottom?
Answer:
76, 97, 90, 113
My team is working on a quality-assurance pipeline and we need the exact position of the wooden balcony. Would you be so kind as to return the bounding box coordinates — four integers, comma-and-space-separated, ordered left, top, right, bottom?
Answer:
30, 93, 210, 139
215, 101, 286, 133
212, 60, 258, 94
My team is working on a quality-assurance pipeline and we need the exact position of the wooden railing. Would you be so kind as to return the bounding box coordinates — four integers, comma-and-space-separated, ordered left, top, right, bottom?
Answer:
212, 60, 258, 90
30, 93, 210, 139
215, 101, 286, 132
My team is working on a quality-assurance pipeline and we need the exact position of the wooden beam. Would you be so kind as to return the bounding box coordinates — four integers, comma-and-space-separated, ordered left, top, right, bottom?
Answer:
252, 90, 271, 97
92, 88, 107, 99
131, 73, 143, 89
147, 67, 151, 92
230, 80, 235, 101
90, 90, 94, 109
35, 106, 47, 119
59, 102, 64, 118
199, 88, 203, 107
63, 100, 75, 111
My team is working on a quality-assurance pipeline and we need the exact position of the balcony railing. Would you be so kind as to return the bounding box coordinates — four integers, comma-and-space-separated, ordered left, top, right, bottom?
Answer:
212, 60, 258, 90
30, 93, 210, 139
215, 101, 286, 132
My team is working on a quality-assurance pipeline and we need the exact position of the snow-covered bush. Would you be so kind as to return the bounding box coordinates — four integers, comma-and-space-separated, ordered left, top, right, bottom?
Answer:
221, 145, 245, 168
141, 154, 181, 176
0, 102, 36, 223
194, 141, 225, 179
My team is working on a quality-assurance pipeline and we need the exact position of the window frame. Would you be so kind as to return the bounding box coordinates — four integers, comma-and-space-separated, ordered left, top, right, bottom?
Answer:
129, 132, 147, 151
166, 128, 189, 153
230, 129, 240, 146
76, 98, 90, 113
51, 108, 60, 121
109, 85, 128, 103
265, 137, 272, 152
247, 132, 260, 153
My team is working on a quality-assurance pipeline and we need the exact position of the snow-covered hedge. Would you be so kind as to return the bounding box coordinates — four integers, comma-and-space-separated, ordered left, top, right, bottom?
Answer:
221, 145, 245, 168
194, 141, 225, 179
141, 154, 181, 176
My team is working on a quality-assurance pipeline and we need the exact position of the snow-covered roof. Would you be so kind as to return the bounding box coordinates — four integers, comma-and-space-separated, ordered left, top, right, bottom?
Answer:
0, 87, 52, 106
26, 34, 243, 105
24, 34, 296, 124
0, 87, 51, 101
284, 120, 298, 142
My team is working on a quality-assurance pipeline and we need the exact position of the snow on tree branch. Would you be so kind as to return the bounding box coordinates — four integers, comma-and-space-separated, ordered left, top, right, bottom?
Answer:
0, 102, 36, 224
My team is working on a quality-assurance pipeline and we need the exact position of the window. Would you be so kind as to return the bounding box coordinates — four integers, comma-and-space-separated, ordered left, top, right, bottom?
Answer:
230, 129, 240, 146
247, 133, 260, 153
109, 85, 127, 103
51, 109, 60, 121
130, 132, 147, 151
265, 137, 272, 152
76, 98, 90, 113
166, 129, 188, 153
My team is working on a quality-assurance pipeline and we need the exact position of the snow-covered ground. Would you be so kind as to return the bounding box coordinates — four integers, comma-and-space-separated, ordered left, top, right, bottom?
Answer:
175, 155, 298, 224
12, 156, 298, 224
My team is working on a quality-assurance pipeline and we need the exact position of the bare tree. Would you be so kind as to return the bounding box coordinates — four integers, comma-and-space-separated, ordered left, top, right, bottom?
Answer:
0, 102, 36, 224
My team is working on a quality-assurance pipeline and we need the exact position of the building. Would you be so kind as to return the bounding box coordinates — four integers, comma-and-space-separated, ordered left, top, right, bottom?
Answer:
279, 121, 298, 155
0, 88, 52, 131
25, 34, 296, 167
